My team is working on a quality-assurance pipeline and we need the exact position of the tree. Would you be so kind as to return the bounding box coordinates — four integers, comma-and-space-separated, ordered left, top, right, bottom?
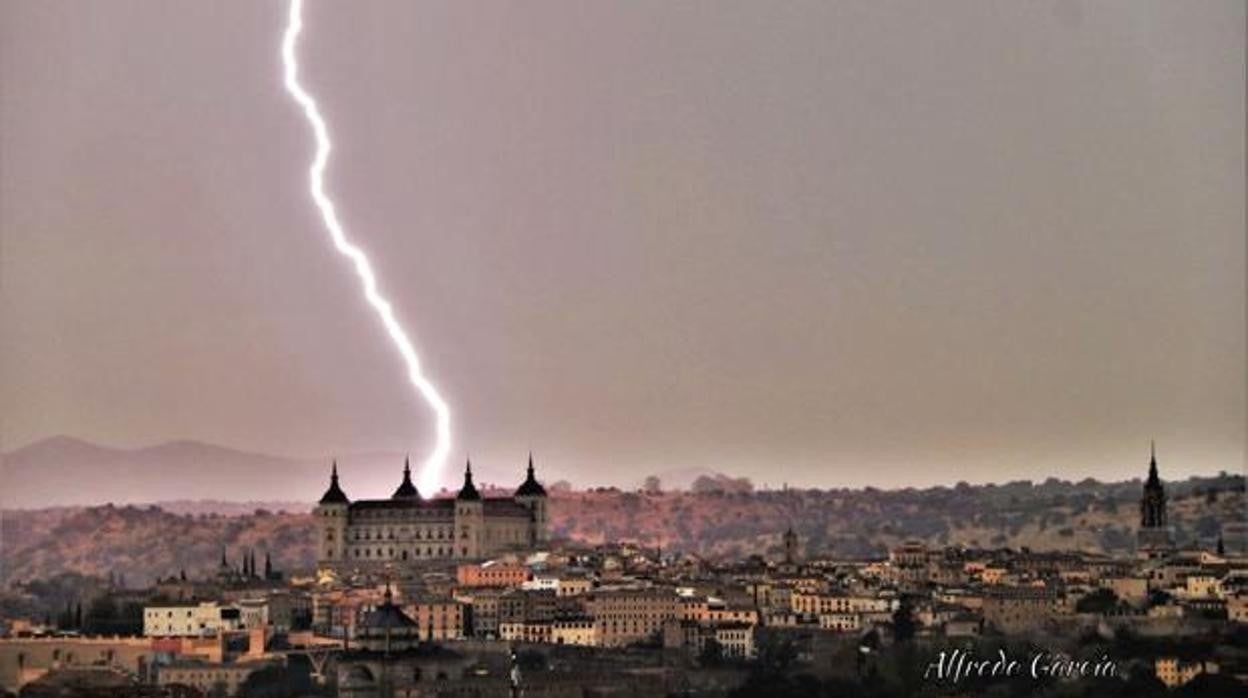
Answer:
56, 601, 74, 630
1179, 671, 1244, 698
238, 663, 320, 698
643, 476, 663, 494
239, 665, 289, 698
892, 597, 917, 644
698, 638, 724, 666
83, 596, 119, 635
1076, 588, 1121, 615
1194, 515, 1220, 539
514, 649, 546, 672
752, 634, 798, 679
1147, 589, 1172, 607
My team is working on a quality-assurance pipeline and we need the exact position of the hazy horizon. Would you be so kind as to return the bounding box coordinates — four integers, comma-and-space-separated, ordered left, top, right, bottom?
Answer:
2, 432, 1238, 498
2, 1, 1244, 493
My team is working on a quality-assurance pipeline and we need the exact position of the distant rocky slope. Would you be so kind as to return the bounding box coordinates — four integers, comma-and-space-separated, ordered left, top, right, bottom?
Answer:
1, 473, 1241, 587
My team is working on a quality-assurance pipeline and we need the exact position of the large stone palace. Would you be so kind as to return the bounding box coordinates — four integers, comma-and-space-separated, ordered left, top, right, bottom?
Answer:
314, 455, 549, 570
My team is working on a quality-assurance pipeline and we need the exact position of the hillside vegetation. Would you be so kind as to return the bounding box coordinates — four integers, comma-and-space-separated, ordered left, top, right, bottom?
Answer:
1, 473, 1242, 587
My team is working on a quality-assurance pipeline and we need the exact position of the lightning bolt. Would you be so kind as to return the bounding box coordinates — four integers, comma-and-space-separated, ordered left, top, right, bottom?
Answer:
281, 0, 451, 494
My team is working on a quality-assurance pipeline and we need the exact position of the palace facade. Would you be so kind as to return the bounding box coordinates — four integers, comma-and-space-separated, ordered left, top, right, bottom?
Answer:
314, 456, 549, 570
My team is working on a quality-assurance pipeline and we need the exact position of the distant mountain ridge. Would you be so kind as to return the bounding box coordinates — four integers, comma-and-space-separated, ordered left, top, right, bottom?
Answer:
1, 436, 325, 509
1, 437, 588, 509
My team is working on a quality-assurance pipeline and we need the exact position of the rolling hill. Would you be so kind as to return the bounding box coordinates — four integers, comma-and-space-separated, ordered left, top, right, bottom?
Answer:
1, 472, 1241, 588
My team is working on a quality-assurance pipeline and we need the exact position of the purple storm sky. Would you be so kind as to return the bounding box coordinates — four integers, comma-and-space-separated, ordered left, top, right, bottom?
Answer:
1, 1, 1243, 490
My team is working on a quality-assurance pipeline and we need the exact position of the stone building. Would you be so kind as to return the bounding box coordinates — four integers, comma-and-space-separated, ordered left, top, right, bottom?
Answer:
1155, 657, 1219, 688
456, 561, 529, 588
315, 455, 549, 570
0, 636, 156, 695
352, 586, 421, 654
981, 587, 1059, 634
143, 602, 242, 638
156, 659, 277, 697
400, 597, 466, 642
587, 588, 682, 647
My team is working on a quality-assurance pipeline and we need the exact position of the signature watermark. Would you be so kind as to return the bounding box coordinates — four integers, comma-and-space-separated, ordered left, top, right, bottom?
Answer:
923, 648, 1117, 685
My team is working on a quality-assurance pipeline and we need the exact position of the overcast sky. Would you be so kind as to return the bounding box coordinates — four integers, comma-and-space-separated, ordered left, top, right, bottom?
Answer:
1, 1, 1243, 490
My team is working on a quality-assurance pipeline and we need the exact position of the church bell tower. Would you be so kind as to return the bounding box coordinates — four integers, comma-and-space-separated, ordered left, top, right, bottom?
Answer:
1136, 442, 1174, 558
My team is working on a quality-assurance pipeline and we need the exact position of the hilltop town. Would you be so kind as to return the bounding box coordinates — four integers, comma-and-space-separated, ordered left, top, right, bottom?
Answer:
1, 467, 1242, 589
1, 451, 1246, 697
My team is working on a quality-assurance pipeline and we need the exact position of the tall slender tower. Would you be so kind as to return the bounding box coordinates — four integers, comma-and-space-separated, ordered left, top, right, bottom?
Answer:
1136, 442, 1174, 558
454, 460, 484, 559
782, 526, 800, 565
314, 461, 350, 567
515, 453, 549, 545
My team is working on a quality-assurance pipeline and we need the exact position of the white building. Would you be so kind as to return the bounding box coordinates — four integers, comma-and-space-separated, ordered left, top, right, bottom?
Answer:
315, 457, 549, 569
818, 613, 861, 632
521, 576, 560, 593
143, 603, 242, 637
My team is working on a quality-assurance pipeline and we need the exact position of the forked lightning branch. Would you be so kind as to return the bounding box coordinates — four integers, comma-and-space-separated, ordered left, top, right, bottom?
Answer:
280, 0, 451, 493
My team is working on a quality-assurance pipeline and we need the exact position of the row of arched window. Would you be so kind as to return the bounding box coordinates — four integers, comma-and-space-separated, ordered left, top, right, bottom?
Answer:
352, 527, 452, 541
352, 546, 451, 559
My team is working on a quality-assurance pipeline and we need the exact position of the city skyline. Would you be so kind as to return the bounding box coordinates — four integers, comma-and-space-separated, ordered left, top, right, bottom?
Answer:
1, 3, 1244, 696
0, 433, 1229, 502
2, 1, 1244, 493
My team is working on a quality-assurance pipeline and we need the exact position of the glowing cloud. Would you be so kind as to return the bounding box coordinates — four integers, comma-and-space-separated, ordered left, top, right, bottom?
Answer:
281, 0, 451, 493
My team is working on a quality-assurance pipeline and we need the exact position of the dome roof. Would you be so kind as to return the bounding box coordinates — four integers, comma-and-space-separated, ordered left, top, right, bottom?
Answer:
360, 586, 417, 629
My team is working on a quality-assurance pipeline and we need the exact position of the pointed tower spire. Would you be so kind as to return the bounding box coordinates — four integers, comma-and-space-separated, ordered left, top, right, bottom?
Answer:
392, 454, 419, 499
1146, 441, 1161, 486
319, 459, 350, 504
457, 457, 481, 501
1140, 440, 1168, 530
516, 452, 547, 497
